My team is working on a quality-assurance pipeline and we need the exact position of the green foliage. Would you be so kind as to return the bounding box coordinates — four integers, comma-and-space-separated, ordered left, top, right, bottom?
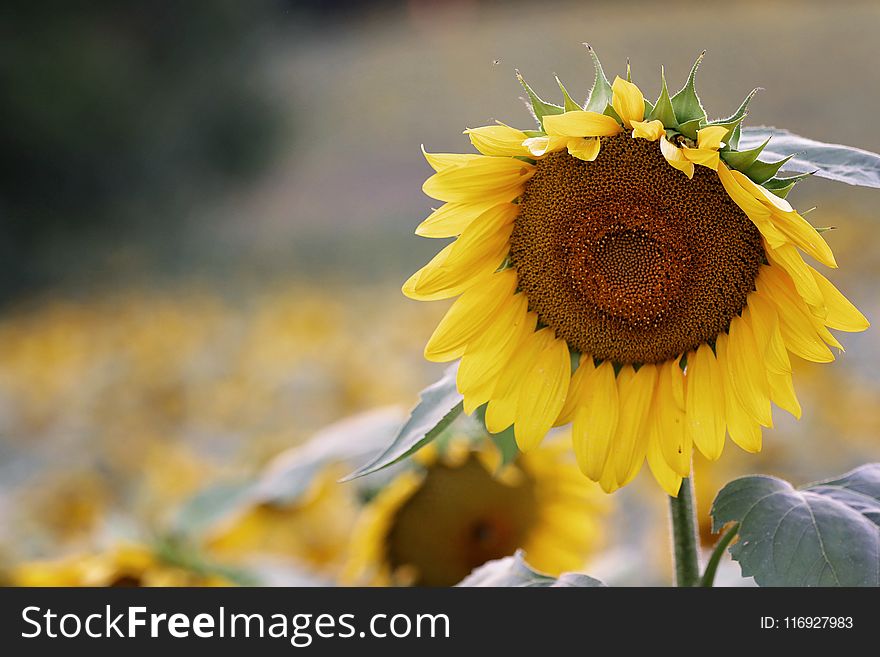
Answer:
739, 127, 880, 188
711, 464, 880, 587
457, 550, 605, 587
648, 67, 678, 129
344, 365, 463, 480
517, 70, 564, 128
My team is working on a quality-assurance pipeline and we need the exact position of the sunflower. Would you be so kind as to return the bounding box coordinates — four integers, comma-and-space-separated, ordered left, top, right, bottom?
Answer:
205, 466, 359, 575
342, 436, 608, 586
12, 543, 231, 587
404, 50, 869, 496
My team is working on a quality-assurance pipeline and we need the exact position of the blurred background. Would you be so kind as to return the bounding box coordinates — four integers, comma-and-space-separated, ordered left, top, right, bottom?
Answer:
1, 0, 878, 585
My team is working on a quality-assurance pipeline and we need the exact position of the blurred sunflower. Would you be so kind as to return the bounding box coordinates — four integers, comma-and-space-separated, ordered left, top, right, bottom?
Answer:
205, 466, 359, 575
343, 436, 608, 586
12, 544, 231, 587
405, 50, 868, 496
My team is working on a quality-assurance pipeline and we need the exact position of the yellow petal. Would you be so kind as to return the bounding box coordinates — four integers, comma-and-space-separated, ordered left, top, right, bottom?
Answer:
413, 204, 515, 298
765, 242, 824, 313
484, 327, 548, 433
655, 359, 691, 477
612, 363, 657, 486
631, 119, 665, 141
542, 110, 622, 138
571, 360, 619, 481
421, 147, 482, 172
725, 315, 773, 427
422, 156, 533, 203
522, 135, 569, 157
465, 125, 531, 157
556, 356, 593, 427
403, 242, 490, 301
757, 266, 834, 363
566, 137, 601, 161
810, 266, 870, 332
716, 164, 788, 248
416, 200, 513, 239
696, 125, 728, 151
458, 298, 536, 414
424, 268, 518, 362
730, 168, 837, 268
659, 138, 695, 179
746, 293, 791, 375
611, 76, 645, 128
681, 146, 720, 170
716, 333, 763, 453
514, 336, 571, 451
685, 343, 726, 460
646, 429, 684, 497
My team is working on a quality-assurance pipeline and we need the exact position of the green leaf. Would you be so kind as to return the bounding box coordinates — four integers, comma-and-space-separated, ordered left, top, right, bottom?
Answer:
516, 70, 563, 128
671, 51, 707, 124
720, 137, 770, 171
583, 43, 613, 114
343, 365, 463, 480
708, 87, 760, 149
739, 126, 880, 188
710, 464, 880, 587
743, 154, 793, 184
555, 76, 581, 112
252, 407, 406, 503
457, 550, 606, 587
648, 66, 678, 129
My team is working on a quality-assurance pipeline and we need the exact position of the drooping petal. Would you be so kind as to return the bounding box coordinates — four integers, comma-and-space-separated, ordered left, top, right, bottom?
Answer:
458, 298, 536, 414
716, 333, 763, 453
612, 363, 658, 487
571, 361, 619, 482
631, 119, 665, 141
681, 146, 720, 170
422, 156, 533, 203
424, 268, 518, 362
725, 315, 773, 427
566, 137, 601, 161
695, 125, 727, 151
402, 242, 492, 301
685, 343, 726, 460
522, 135, 569, 157
484, 328, 549, 433
716, 164, 788, 248
809, 266, 870, 332
542, 110, 622, 138
757, 266, 835, 363
465, 125, 531, 157
514, 336, 571, 451
659, 138, 695, 179
654, 359, 691, 477
611, 76, 645, 128
556, 356, 593, 427
646, 429, 684, 497
765, 242, 825, 313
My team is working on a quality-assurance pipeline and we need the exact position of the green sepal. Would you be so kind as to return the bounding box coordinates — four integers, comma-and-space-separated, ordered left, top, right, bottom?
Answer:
522, 129, 545, 138
625, 59, 632, 82
720, 137, 770, 170
644, 98, 654, 117
744, 155, 794, 184
603, 104, 622, 124
676, 117, 702, 141
473, 405, 519, 471
555, 76, 582, 112
516, 70, 564, 128
762, 171, 813, 198
648, 66, 678, 129
583, 43, 613, 114
709, 87, 760, 149
671, 51, 707, 124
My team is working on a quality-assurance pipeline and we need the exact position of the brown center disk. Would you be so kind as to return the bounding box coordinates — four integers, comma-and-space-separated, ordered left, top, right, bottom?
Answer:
509, 134, 765, 364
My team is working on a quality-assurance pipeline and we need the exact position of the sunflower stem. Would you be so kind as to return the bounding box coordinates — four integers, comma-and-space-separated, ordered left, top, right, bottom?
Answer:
668, 476, 701, 587
700, 522, 739, 587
